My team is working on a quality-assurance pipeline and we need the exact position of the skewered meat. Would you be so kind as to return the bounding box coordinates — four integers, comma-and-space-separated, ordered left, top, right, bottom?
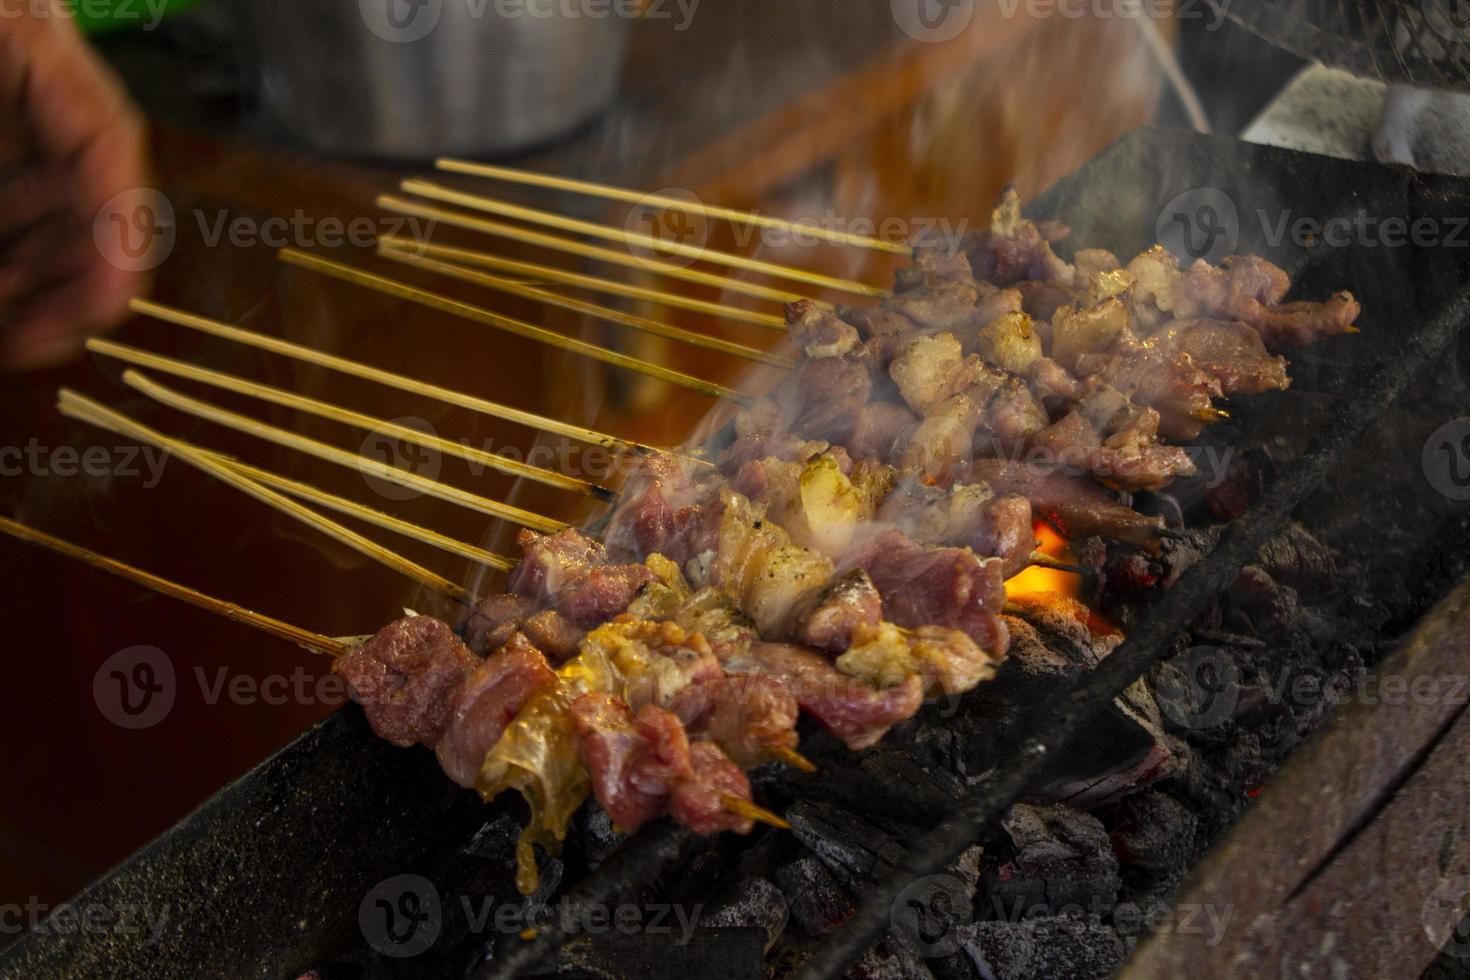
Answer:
511, 527, 656, 627
969, 458, 1164, 547
724, 641, 925, 750
464, 593, 539, 655
334, 616, 479, 748
569, 693, 755, 836
792, 569, 884, 654
436, 632, 557, 788
839, 529, 1008, 655
1151, 318, 1289, 395
670, 673, 800, 769
877, 481, 1036, 579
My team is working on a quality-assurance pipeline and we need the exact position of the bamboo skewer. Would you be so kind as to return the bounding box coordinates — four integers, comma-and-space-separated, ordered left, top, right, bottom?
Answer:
117, 370, 570, 535
375, 197, 814, 308
87, 338, 613, 501
278, 249, 750, 405
59, 398, 515, 572
58, 390, 471, 602
1, 522, 811, 811
434, 158, 913, 256
719, 794, 791, 831
766, 744, 817, 773
399, 179, 892, 300
1025, 552, 1088, 575
381, 237, 788, 331
126, 298, 699, 464
376, 243, 794, 370
0, 515, 349, 657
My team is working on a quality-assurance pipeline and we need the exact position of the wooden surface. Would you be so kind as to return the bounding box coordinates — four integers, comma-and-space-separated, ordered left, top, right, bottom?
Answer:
0, 2, 1159, 914
1124, 573, 1470, 978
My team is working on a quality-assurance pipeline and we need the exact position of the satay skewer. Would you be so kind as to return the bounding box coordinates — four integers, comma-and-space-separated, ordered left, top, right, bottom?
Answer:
116, 370, 570, 535
0, 515, 350, 657
433, 158, 913, 256
375, 243, 795, 369
87, 338, 613, 501
59, 399, 515, 572
375, 197, 816, 308
379, 236, 788, 330
58, 390, 471, 602
278, 248, 751, 405
398, 179, 892, 300
127, 298, 708, 468
0, 516, 794, 825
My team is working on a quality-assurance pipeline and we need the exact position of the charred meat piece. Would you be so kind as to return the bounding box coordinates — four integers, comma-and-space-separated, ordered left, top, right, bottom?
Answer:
571, 693, 687, 832
670, 741, 758, 835
794, 569, 885, 653
839, 529, 1009, 656
557, 564, 657, 628
436, 632, 557, 787
670, 673, 800, 769
970, 458, 1164, 548
518, 608, 585, 664
1152, 318, 1289, 394
336, 616, 480, 748
570, 693, 758, 835
464, 593, 540, 656
508, 528, 608, 602
728, 642, 925, 750
876, 481, 1036, 580
961, 188, 1074, 286
786, 299, 860, 359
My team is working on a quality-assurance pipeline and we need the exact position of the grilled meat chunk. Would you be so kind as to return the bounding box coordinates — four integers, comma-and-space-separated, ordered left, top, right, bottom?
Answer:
839, 529, 1009, 656
727, 641, 925, 750
336, 616, 480, 748
436, 632, 557, 787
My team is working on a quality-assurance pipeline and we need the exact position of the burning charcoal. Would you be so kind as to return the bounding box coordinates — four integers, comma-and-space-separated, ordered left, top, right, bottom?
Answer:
702, 876, 788, 953
773, 855, 855, 936
978, 804, 1120, 919
1254, 522, 1338, 600
577, 806, 623, 871
955, 917, 1125, 980
787, 801, 906, 888
1102, 791, 1197, 877
1226, 565, 1302, 635
847, 935, 940, 980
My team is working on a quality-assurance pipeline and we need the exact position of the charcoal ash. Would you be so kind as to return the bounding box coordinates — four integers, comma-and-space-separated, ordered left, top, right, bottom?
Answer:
701, 876, 789, 953
955, 917, 1126, 980
977, 805, 1120, 921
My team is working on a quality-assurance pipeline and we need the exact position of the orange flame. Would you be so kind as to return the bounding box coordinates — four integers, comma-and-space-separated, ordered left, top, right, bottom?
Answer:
1005, 520, 1080, 600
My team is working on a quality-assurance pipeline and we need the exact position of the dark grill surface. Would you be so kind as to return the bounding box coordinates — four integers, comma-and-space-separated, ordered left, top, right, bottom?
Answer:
4, 126, 1470, 980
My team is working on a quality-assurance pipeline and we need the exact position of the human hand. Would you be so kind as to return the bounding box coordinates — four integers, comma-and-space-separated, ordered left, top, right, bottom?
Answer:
0, 1, 150, 369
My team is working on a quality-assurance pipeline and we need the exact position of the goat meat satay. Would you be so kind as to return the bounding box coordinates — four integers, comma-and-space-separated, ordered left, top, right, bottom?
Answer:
335, 615, 480, 748
969, 457, 1164, 547
436, 632, 558, 788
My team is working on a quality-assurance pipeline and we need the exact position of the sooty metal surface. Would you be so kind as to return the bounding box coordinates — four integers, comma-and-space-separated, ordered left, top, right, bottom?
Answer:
3, 126, 1469, 980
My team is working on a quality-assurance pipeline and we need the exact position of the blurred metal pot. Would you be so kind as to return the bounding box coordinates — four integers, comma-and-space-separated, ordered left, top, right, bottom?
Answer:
233, 0, 629, 159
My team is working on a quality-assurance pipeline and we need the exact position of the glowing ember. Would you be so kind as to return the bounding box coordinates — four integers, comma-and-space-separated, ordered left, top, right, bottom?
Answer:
1005, 520, 1081, 600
